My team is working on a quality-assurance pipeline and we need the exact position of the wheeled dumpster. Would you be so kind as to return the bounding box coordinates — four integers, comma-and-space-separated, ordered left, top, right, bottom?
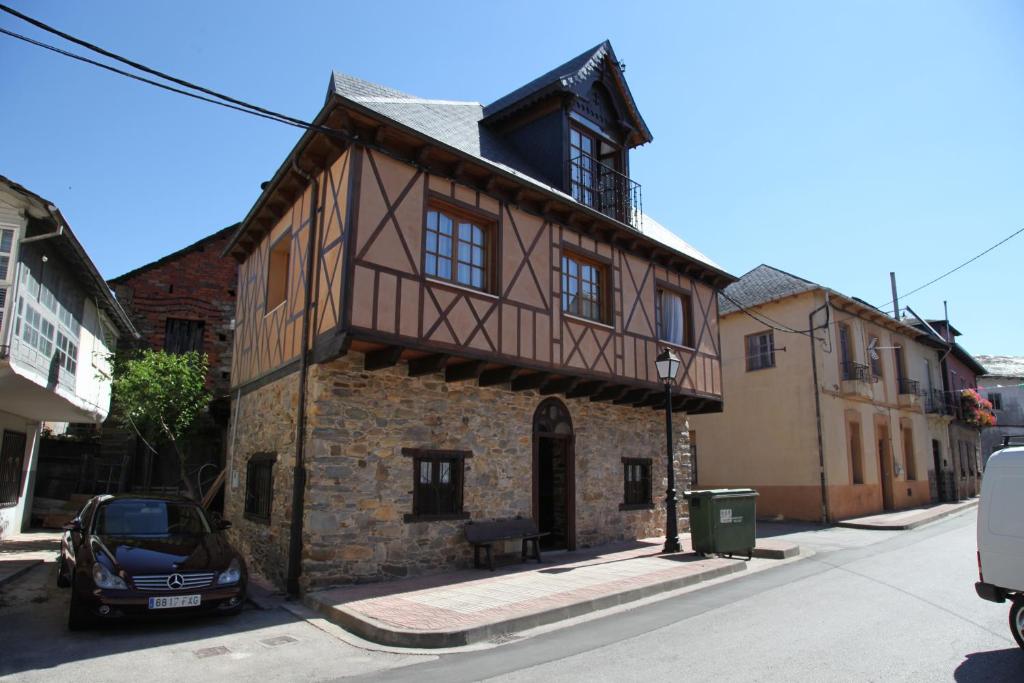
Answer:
685, 488, 758, 559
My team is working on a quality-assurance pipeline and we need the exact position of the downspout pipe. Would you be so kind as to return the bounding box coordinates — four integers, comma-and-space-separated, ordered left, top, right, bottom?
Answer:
809, 292, 831, 524
286, 159, 320, 598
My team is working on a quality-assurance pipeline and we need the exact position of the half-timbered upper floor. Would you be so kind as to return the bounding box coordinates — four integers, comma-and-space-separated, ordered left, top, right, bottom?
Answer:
225, 42, 734, 413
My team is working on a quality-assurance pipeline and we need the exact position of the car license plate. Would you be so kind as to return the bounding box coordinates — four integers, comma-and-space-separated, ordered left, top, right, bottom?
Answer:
148, 595, 201, 609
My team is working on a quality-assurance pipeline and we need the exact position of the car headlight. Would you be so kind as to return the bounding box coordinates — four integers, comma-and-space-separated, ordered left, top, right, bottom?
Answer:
217, 558, 242, 585
92, 562, 128, 590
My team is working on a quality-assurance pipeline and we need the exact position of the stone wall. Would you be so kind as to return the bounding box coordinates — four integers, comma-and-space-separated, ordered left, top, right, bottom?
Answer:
298, 352, 690, 591
224, 370, 299, 587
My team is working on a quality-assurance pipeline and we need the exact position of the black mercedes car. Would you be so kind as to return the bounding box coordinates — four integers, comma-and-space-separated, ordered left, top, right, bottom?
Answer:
58, 494, 247, 629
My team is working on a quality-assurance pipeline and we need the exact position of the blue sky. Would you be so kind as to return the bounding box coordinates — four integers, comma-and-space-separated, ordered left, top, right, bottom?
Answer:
1, 1, 1021, 355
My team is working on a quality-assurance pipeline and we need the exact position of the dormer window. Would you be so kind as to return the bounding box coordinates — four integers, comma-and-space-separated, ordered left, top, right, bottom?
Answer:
569, 127, 598, 206
568, 120, 636, 226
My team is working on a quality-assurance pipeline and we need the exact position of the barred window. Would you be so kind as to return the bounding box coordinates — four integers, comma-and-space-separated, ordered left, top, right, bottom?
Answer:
403, 448, 469, 520
244, 453, 275, 523
621, 458, 652, 508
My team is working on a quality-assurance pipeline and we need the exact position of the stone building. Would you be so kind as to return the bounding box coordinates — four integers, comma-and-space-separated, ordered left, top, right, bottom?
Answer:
221, 42, 732, 592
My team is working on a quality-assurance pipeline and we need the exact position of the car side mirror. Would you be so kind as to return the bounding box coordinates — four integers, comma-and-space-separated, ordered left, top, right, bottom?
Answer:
63, 519, 82, 532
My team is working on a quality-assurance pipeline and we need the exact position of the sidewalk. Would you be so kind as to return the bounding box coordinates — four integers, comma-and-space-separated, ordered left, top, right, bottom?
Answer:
0, 531, 61, 587
305, 535, 800, 648
835, 498, 978, 531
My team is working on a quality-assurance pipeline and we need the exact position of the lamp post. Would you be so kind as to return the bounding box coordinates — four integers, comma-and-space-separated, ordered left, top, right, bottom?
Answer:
655, 347, 681, 554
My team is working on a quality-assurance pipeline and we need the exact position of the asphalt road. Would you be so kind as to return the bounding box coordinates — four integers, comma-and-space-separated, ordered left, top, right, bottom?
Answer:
356, 509, 1024, 682
2, 509, 1021, 682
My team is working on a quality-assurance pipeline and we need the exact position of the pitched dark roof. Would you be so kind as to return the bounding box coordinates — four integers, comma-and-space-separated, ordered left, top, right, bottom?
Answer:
109, 223, 239, 284
327, 69, 719, 272
719, 264, 819, 314
481, 40, 652, 146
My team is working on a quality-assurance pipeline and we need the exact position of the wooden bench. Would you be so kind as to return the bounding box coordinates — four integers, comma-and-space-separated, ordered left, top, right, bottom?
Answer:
464, 518, 548, 571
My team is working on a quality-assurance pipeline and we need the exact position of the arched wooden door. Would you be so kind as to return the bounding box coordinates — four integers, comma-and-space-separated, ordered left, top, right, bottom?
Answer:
532, 398, 575, 551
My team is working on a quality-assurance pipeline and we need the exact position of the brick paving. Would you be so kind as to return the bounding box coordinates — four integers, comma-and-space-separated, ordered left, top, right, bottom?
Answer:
305, 536, 776, 646
836, 498, 978, 530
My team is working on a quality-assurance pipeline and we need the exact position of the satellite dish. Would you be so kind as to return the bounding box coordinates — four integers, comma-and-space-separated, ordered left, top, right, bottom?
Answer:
867, 337, 879, 361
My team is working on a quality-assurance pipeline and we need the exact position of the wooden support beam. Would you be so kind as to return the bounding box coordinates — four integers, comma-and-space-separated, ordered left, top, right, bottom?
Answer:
445, 360, 486, 383
416, 145, 433, 166
484, 175, 500, 194
633, 391, 662, 408
613, 388, 648, 405
590, 384, 629, 402
540, 376, 579, 396
566, 380, 605, 399
510, 372, 550, 392
374, 125, 389, 146
478, 366, 521, 387
363, 346, 404, 371
407, 354, 449, 377
452, 160, 467, 180
513, 188, 528, 205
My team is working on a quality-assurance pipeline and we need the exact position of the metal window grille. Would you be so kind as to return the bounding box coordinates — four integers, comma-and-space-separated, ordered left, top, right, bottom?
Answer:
244, 454, 274, 523
412, 455, 462, 516
623, 459, 652, 506
0, 430, 27, 507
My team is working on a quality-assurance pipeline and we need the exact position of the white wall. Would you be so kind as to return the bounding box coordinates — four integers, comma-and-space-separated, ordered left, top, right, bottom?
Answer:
0, 411, 41, 538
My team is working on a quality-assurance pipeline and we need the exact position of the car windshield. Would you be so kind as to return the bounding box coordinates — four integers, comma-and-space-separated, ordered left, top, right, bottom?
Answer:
92, 500, 211, 536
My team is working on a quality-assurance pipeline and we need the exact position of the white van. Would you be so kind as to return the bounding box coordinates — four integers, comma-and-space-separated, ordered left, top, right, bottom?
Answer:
975, 443, 1024, 648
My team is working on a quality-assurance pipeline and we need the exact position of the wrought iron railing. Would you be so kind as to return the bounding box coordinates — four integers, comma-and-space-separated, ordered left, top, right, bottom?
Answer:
841, 361, 870, 382
924, 389, 955, 416
898, 377, 920, 396
568, 152, 643, 230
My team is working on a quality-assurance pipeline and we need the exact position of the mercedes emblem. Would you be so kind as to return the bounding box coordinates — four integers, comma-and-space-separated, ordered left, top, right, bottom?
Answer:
166, 573, 185, 590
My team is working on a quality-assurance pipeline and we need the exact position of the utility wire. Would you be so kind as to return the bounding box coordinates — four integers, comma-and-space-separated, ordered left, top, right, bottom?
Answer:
0, 3, 312, 130
0, 27, 307, 130
876, 226, 1024, 311
718, 290, 827, 341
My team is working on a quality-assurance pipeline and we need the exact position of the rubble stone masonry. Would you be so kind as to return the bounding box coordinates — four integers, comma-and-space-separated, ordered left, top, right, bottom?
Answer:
226, 352, 691, 591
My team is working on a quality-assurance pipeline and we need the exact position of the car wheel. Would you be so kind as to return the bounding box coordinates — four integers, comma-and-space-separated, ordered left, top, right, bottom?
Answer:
67, 587, 94, 631
56, 556, 70, 588
1010, 600, 1024, 649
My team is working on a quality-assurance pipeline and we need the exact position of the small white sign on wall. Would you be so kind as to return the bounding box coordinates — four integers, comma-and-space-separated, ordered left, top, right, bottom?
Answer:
720, 508, 744, 524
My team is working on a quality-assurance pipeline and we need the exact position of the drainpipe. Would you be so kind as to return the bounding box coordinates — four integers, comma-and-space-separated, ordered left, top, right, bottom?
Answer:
286, 159, 320, 598
809, 292, 831, 524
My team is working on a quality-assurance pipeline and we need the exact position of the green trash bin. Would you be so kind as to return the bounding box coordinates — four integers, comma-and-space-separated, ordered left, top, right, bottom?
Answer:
685, 489, 759, 559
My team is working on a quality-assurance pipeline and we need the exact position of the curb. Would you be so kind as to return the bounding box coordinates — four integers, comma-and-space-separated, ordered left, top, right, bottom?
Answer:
836, 500, 978, 531
304, 558, 747, 649
752, 544, 800, 560
0, 559, 43, 588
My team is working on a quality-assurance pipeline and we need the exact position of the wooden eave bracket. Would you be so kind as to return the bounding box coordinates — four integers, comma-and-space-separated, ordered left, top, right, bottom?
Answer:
364, 346, 404, 371
445, 360, 486, 383
407, 353, 449, 377
478, 366, 522, 387
511, 372, 550, 392
540, 376, 579, 396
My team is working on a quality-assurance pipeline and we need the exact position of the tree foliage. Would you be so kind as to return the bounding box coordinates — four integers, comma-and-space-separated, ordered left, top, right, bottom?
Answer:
110, 350, 211, 499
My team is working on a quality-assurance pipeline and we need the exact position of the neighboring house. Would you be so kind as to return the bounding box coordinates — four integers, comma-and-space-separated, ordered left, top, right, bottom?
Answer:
222, 41, 734, 592
690, 265, 965, 523
976, 355, 1024, 466
909, 319, 987, 498
106, 225, 239, 493
0, 176, 136, 537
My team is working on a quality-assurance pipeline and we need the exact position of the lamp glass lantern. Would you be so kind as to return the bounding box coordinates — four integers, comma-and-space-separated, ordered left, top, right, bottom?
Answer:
655, 348, 681, 384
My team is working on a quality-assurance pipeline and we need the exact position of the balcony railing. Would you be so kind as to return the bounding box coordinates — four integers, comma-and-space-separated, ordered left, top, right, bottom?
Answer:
898, 377, 921, 396
568, 153, 643, 230
841, 361, 871, 382
924, 389, 956, 416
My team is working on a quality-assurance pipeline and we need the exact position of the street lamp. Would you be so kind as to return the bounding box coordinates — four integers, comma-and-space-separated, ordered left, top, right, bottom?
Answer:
655, 347, 681, 553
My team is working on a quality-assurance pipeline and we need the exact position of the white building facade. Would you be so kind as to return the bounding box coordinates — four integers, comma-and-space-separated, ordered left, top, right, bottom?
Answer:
0, 177, 135, 537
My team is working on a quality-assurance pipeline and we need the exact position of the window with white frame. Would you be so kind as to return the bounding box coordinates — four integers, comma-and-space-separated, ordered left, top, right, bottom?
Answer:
18, 299, 55, 356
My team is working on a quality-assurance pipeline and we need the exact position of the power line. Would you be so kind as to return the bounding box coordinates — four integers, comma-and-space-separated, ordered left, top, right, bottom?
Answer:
0, 3, 313, 130
876, 225, 1024, 311
0, 27, 306, 130
718, 290, 826, 340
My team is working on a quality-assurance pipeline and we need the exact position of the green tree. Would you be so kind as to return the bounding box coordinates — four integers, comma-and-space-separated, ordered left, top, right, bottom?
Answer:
110, 350, 211, 500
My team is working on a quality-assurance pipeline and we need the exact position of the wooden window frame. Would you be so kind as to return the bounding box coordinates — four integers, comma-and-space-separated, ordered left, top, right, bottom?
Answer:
244, 452, 275, 524
655, 284, 695, 349
619, 457, 653, 510
422, 201, 496, 294
402, 448, 471, 522
560, 248, 611, 325
264, 231, 291, 314
745, 330, 775, 371
903, 425, 917, 481
164, 317, 205, 355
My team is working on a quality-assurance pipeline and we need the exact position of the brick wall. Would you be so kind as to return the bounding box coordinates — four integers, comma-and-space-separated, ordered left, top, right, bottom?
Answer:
109, 226, 238, 397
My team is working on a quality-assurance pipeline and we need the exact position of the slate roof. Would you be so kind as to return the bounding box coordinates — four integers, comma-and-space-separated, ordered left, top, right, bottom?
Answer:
328, 70, 719, 272
976, 355, 1024, 378
718, 264, 818, 314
